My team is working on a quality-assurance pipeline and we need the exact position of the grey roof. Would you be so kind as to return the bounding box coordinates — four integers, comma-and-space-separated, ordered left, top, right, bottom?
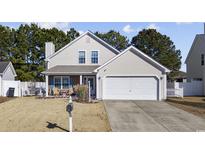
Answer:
0, 61, 10, 73
173, 71, 187, 79
42, 65, 100, 74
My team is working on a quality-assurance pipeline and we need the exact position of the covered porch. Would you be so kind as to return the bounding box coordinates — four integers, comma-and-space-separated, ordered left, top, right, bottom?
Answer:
42, 65, 100, 98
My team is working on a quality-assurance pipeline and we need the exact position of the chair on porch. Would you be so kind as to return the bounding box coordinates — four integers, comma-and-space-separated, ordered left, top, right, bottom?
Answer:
53, 87, 60, 97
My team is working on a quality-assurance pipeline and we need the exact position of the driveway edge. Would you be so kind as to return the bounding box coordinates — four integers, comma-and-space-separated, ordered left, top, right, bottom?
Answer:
103, 101, 113, 132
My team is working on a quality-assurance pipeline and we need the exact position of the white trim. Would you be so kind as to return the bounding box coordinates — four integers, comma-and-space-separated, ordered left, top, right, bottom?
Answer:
45, 75, 48, 97
42, 72, 96, 75
45, 31, 119, 61
78, 50, 86, 64
158, 77, 162, 101
102, 74, 160, 79
102, 75, 160, 101
101, 77, 105, 100
83, 75, 96, 96
94, 46, 170, 73
54, 76, 62, 89
91, 50, 99, 64
102, 74, 160, 100
163, 73, 167, 100
96, 73, 99, 99
53, 76, 72, 90
62, 76, 70, 89
80, 75, 82, 85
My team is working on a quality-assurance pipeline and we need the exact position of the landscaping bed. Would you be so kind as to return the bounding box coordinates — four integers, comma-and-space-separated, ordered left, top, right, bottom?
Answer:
0, 97, 111, 132
167, 97, 205, 118
167, 97, 205, 108
0, 97, 12, 104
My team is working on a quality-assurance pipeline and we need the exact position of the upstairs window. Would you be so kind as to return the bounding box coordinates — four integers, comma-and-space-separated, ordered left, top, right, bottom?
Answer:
79, 51, 85, 64
201, 54, 204, 66
91, 51, 98, 64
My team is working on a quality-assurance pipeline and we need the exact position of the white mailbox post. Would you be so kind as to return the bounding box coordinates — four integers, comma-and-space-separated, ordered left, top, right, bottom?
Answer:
66, 96, 73, 132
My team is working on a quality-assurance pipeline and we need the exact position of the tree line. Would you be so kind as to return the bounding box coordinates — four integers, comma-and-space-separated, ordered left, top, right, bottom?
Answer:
0, 23, 181, 81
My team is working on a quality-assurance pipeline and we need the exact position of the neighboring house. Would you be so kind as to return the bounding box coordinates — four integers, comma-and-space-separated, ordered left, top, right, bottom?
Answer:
0, 61, 17, 96
185, 28, 205, 82
42, 31, 170, 100
185, 25, 205, 96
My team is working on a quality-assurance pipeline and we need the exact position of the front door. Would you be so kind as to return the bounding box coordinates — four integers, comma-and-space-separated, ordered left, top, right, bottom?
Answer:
83, 76, 96, 97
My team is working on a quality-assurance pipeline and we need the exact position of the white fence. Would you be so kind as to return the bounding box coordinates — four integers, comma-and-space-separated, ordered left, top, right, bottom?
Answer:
21, 82, 46, 96
2, 80, 21, 97
167, 88, 183, 98
178, 81, 203, 96
1, 80, 46, 97
167, 81, 203, 97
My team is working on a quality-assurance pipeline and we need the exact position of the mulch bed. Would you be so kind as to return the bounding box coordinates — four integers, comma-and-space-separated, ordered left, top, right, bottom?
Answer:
167, 97, 205, 118
167, 97, 205, 108
167, 101, 205, 118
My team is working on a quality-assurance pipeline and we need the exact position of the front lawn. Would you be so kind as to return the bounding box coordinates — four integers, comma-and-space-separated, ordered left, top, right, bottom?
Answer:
0, 97, 111, 132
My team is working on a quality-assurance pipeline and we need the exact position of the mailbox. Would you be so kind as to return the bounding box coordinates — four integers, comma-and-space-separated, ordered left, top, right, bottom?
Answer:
66, 103, 73, 113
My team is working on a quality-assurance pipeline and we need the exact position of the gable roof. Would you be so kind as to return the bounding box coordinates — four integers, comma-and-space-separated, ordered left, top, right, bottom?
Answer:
0, 61, 17, 76
45, 30, 120, 61
185, 34, 205, 63
0, 61, 10, 73
94, 46, 170, 73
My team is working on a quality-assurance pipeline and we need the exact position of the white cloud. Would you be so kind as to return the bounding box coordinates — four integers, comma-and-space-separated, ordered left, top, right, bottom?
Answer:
122, 24, 135, 33
26, 22, 70, 32
78, 30, 84, 34
176, 22, 192, 25
147, 23, 160, 31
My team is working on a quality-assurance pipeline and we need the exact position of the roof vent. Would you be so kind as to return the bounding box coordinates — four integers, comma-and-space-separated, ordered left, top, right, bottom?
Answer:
86, 37, 90, 43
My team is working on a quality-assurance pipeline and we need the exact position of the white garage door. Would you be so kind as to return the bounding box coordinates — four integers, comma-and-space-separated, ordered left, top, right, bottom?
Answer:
103, 76, 158, 100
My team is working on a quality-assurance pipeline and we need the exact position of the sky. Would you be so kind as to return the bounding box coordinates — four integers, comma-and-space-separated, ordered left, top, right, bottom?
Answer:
0, 22, 203, 72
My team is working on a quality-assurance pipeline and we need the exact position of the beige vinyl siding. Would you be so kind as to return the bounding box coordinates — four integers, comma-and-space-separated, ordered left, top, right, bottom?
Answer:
96, 49, 166, 100
2, 66, 15, 80
49, 34, 116, 68
186, 35, 205, 80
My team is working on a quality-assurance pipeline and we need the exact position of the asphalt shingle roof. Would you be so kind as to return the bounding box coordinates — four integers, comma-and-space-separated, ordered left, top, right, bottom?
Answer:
42, 65, 100, 74
0, 61, 10, 73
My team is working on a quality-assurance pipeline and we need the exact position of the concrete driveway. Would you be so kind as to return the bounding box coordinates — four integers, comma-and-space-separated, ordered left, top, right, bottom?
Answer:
104, 100, 205, 132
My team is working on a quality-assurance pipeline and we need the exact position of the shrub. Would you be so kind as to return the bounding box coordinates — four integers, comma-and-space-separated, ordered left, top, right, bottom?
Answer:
73, 85, 89, 102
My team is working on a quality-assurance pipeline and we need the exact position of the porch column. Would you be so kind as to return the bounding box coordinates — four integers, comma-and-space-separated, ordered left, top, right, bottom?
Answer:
45, 75, 48, 97
80, 75, 82, 85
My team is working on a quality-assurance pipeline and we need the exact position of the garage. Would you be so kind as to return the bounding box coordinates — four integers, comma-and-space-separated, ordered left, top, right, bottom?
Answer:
103, 76, 159, 100
95, 46, 170, 100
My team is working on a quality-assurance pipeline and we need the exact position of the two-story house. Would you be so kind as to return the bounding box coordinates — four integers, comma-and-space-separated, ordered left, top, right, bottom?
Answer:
185, 25, 205, 82
185, 25, 205, 95
42, 31, 169, 100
